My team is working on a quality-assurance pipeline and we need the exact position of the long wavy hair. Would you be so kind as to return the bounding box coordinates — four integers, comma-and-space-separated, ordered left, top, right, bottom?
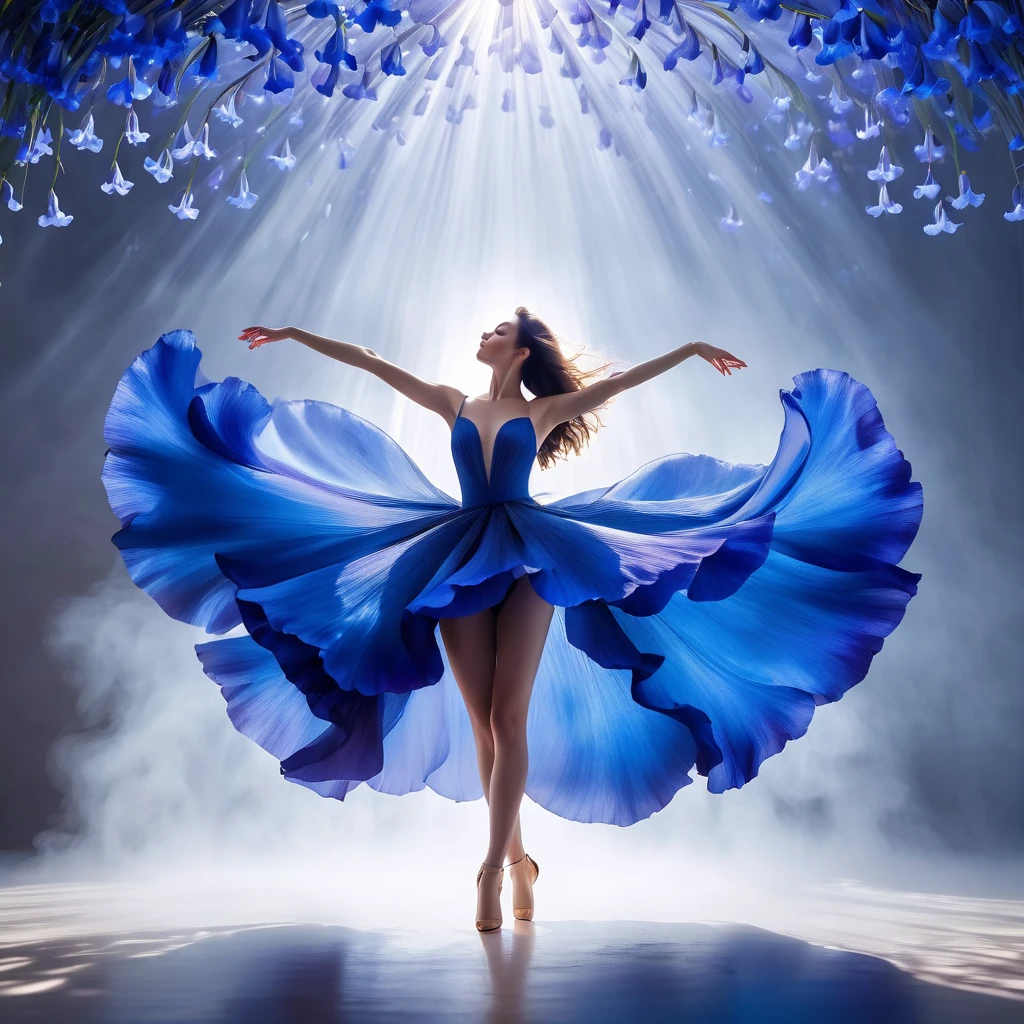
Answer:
515, 307, 617, 470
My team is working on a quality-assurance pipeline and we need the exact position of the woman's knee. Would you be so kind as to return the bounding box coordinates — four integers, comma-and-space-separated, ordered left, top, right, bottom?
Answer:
473, 722, 495, 758
489, 702, 528, 746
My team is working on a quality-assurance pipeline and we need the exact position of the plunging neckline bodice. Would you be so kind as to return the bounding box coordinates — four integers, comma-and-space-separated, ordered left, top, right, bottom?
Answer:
450, 399, 539, 507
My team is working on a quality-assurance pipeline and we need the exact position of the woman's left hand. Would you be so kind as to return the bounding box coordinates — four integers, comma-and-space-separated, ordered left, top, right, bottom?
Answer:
696, 342, 747, 376
239, 325, 292, 349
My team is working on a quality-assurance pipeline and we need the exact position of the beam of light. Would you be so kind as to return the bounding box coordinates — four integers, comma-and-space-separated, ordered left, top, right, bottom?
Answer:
1, 0, 1023, 246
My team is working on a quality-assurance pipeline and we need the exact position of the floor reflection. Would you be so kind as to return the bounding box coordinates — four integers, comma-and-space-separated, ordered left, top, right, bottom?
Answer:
0, 916, 1019, 1023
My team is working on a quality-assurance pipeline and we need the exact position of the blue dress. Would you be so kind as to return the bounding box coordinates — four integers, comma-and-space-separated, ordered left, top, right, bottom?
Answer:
102, 330, 923, 825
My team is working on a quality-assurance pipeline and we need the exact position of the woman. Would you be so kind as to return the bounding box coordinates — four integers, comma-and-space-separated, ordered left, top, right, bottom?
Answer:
102, 308, 923, 932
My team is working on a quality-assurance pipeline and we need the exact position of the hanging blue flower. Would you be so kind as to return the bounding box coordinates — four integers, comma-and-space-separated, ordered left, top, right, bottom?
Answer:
620, 49, 647, 91
924, 199, 961, 234
265, 55, 296, 94
949, 170, 985, 208
342, 68, 378, 100
664, 21, 700, 70
354, 0, 403, 33
381, 41, 406, 76
227, 170, 259, 209
1003, 184, 1024, 221
913, 167, 942, 200
38, 190, 73, 227
788, 14, 812, 50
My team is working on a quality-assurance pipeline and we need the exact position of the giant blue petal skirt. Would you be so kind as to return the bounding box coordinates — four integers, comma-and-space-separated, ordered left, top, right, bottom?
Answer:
102, 330, 923, 825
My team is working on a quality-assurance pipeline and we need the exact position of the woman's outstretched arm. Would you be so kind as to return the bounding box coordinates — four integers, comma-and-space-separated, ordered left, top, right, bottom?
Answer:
239, 325, 465, 424
536, 341, 746, 431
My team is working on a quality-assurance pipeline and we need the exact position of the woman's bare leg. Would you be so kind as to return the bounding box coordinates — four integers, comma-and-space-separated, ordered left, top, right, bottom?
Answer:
439, 607, 529, 923
485, 576, 553, 871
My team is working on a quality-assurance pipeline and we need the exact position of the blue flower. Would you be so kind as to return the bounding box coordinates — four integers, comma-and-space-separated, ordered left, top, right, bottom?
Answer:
100, 161, 134, 196
913, 128, 945, 163
913, 168, 941, 200
737, 0, 781, 21
305, 1, 342, 17
949, 170, 985, 208
227, 170, 259, 209
342, 68, 378, 101
316, 28, 358, 70
854, 11, 898, 61
923, 199, 960, 235
663, 22, 700, 70
921, 8, 960, 61
312, 62, 340, 96
827, 83, 853, 114
157, 60, 177, 99
18, 126, 53, 165
962, 1, 1019, 45
867, 146, 903, 182
215, 94, 244, 128
198, 36, 219, 80
953, 121, 981, 151
619, 50, 647, 91
381, 41, 405, 76
901, 50, 951, 99
865, 183, 902, 217
875, 87, 911, 126
816, 11, 859, 66
209, 0, 251, 39
168, 191, 199, 220
630, 1, 651, 41
124, 108, 150, 146
268, 137, 297, 170
518, 40, 542, 74
794, 140, 832, 189
144, 149, 174, 183
788, 13, 812, 49
171, 122, 216, 160
1003, 184, 1024, 221
855, 107, 880, 139
266, 0, 306, 70
3, 180, 24, 212
265, 56, 296, 94
38, 190, 73, 227
743, 41, 764, 76
105, 57, 151, 107
354, 0, 403, 33
67, 113, 103, 153
421, 25, 445, 57
568, 1, 594, 25
719, 206, 743, 231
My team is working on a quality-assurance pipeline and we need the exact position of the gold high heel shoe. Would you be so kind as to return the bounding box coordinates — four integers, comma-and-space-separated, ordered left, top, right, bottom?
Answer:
506, 853, 539, 921
475, 862, 504, 932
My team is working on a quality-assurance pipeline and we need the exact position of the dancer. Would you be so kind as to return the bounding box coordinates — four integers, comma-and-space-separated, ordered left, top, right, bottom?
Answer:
102, 308, 923, 932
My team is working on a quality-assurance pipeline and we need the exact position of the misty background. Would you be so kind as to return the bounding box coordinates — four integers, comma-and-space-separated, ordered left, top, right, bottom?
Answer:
1, 65, 1022, 899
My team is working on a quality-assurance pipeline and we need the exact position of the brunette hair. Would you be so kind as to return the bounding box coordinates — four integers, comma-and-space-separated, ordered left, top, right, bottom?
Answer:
515, 306, 616, 469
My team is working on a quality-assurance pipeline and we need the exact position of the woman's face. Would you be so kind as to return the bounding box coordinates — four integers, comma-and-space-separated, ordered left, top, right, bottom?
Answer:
477, 316, 524, 366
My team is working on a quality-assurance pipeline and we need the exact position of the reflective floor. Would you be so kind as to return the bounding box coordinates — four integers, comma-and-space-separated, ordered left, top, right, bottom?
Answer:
0, 874, 1021, 1023
0, 918, 1020, 1024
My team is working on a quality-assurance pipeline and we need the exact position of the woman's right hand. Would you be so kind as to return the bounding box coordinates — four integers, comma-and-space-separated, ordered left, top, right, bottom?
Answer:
694, 342, 747, 376
239, 325, 292, 349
